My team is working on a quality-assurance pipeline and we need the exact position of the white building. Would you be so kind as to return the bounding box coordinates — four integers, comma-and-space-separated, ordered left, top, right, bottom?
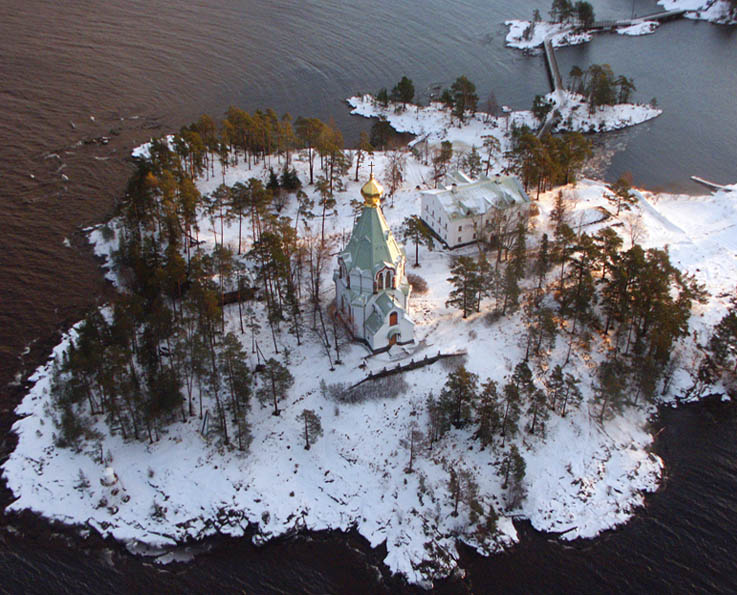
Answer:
420, 174, 530, 248
334, 174, 414, 352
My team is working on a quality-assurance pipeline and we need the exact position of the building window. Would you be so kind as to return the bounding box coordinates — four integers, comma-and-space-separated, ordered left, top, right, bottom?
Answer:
390, 312, 398, 326
473, 233, 476, 239
458, 225, 462, 232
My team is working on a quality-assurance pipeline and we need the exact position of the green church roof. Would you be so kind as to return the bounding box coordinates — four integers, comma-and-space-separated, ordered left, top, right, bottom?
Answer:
341, 203, 403, 274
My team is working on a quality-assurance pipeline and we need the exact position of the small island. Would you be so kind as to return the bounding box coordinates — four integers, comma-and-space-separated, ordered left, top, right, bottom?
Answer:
3, 67, 737, 588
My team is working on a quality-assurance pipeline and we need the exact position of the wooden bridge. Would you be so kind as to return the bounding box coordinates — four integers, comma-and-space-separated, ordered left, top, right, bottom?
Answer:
590, 9, 687, 30
536, 7, 688, 137
538, 36, 566, 137
543, 37, 564, 92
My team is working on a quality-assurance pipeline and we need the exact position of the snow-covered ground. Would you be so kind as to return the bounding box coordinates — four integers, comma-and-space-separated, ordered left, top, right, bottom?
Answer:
4, 126, 737, 586
617, 21, 660, 36
505, 20, 592, 50
659, 0, 737, 24
348, 94, 661, 147
348, 94, 536, 164
547, 91, 662, 133
506, 1, 736, 51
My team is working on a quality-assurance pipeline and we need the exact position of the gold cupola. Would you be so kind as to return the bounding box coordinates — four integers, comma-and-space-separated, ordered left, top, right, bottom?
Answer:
361, 173, 383, 207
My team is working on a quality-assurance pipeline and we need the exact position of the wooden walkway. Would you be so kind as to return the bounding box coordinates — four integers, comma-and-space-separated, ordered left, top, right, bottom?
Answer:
538, 36, 565, 137
691, 176, 731, 192
543, 37, 564, 92
591, 9, 687, 30
350, 350, 467, 389
536, 7, 687, 137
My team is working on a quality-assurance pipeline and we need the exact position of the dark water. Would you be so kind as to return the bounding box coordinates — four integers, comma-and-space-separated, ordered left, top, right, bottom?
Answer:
1, 0, 736, 591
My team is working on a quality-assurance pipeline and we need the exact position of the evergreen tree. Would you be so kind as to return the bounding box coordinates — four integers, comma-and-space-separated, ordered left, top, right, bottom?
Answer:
533, 233, 551, 289
526, 388, 549, 436
709, 292, 737, 372
375, 87, 389, 107
257, 358, 294, 416
297, 409, 323, 449
476, 379, 500, 447
500, 382, 521, 445
401, 421, 425, 473
574, 1, 595, 27
353, 131, 374, 182
280, 164, 302, 192
432, 140, 453, 188
401, 215, 435, 267
595, 357, 628, 423
501, 444, 527, 507
426, 392, 450, 449
450, 75, 479, 123
448, 465, 479, 517
446, 256, 483, 318
391, 76, 415, 106
532, 95, 554, 121
462, 146, 483, 178
606, 175, 637, 216
439, 365, 480, 428
483, 135, 501, 176
219, 332, 253, 450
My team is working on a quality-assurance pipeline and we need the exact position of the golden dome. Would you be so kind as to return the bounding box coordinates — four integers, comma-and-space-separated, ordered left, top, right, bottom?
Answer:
361, 174, 383, 207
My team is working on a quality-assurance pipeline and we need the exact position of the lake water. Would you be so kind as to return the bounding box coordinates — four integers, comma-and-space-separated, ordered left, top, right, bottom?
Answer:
1, 0, 736, 591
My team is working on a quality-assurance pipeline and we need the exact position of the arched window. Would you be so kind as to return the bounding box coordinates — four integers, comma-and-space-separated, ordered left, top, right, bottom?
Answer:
389, 312, 398, 326
377, 273, 384, 291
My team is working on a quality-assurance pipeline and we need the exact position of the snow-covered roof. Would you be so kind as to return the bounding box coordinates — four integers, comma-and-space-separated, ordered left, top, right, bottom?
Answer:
422, 175, 530, 220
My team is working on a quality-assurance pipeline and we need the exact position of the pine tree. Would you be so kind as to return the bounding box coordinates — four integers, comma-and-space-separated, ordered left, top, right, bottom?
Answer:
483, 135, 501, 176
432, 141, 453, 187
391, 76, 415, 106
562, 372, 583, 416
533, 233, 551, 289
526, 388, 549, 436
446, 256, 482, 318
401, 215, 435, 267
448, 465, 479, 517
401, 421, 425, 473
547, 364, 565, 412
297, 409, 323, 449
450, 75, 479, 123
219, 332, 253, 450
709, 292, 737, 373
501, 444, 527, 507
439, 365, 480, 428
595, 357, 628, 423
500, 382, 521, 445
606, 175, 637, 216
257, 358, 294, 416
426, 392, 449, 450
476, 379, 500, 447
463, 145, 483, 178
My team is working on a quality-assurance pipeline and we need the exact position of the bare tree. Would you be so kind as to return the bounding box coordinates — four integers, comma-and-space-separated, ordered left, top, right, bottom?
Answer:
401, 421, 426, 473
385, 149, 407, 205
623, 212, 645, 247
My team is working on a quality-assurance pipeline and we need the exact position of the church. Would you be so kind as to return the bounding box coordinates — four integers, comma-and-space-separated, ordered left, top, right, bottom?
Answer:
334, 172, 415, 352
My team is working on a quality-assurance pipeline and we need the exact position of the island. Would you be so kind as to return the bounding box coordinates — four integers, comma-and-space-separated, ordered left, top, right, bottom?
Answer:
3, 69, 736, 588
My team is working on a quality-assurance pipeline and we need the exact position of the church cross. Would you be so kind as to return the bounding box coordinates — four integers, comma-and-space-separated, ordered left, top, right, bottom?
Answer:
369, 161, 374, 177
